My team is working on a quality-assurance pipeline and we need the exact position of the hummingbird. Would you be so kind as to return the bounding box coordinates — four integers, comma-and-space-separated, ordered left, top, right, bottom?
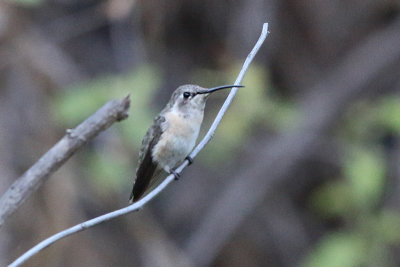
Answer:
129, 84, 243, 203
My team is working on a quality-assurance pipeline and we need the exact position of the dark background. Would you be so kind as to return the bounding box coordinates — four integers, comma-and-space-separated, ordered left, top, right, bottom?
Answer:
1, 0, 400, 266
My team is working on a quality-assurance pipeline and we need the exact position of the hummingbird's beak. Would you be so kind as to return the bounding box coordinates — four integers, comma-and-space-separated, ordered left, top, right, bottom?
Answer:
197, 84, 244, 94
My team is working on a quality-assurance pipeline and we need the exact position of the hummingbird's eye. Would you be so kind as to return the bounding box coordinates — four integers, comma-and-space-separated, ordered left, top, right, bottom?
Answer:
183, 92, 191, 99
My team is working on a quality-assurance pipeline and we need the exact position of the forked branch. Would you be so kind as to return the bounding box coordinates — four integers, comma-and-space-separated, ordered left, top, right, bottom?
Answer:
0, 95, 131, 228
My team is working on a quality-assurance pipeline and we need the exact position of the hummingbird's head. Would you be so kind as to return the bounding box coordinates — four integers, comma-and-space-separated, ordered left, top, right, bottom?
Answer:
168, 84, 243, 115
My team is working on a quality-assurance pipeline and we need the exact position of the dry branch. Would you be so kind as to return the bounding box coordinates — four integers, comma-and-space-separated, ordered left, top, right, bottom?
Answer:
0, 96, 131, 228
8, 23, 269, 267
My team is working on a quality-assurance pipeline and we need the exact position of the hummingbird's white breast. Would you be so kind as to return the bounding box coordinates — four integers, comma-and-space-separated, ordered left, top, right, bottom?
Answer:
151, 107, 203, 173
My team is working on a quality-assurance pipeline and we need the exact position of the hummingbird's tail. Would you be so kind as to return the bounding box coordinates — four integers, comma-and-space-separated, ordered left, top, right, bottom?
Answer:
129, 168, 165, 204
128, 192, 134, 204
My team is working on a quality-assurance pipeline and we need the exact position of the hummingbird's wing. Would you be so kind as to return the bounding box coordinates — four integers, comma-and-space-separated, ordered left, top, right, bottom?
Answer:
129, 115, 166, 202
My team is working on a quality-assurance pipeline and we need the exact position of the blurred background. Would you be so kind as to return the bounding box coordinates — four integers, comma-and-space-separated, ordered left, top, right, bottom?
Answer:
1, 0, 400, 266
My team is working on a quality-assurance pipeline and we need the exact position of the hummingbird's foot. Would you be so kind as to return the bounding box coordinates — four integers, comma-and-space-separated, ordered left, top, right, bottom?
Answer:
171, 170, 181, 180
185, 156, 194, 165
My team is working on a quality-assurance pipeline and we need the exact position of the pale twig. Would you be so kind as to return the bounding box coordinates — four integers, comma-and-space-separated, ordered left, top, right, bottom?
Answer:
8, 23, 269, 267
0, 96, 131, 228
190, 23, 269, 158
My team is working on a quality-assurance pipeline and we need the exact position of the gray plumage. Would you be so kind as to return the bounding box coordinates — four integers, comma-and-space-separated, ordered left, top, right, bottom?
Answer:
129, 84, 242, 202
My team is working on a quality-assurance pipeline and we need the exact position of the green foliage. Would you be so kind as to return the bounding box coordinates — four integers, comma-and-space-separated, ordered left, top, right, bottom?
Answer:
304, 211, 400, 267
10, 0, 43, 7
311, 94, 400, 218
342, 96, 400, 143
310, 181, 353, 219
377, 211, 400, 244
344, 147, 385, 210
52, 64, 160, 189
53, 64, 160, 146
310, 146, 385, 217
376, 97, 400, 134
87, 151, 130, 193
306, 94, 400, 267
303, 233, 365, 267
53, 65, 158, 124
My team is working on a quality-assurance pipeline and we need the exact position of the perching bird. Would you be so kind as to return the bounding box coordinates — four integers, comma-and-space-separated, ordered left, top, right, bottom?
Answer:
129, 84, 243, 202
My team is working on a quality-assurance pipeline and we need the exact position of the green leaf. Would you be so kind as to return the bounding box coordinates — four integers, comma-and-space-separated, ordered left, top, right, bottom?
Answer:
344, 147, 385, 210
52, 65, 159, 125
341, 95, 400, 143
310, 180, 353, 218
377, 97, 400, 134
377, 211, 400, 244
303, 233, 365, 267
11, 0, 43, 7
86, 151, 130, 192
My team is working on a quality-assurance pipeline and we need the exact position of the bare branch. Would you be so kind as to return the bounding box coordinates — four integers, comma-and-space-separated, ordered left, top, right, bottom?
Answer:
0, 95, 131, 228
8, 23, 269, 267
190, 23, 269, 159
